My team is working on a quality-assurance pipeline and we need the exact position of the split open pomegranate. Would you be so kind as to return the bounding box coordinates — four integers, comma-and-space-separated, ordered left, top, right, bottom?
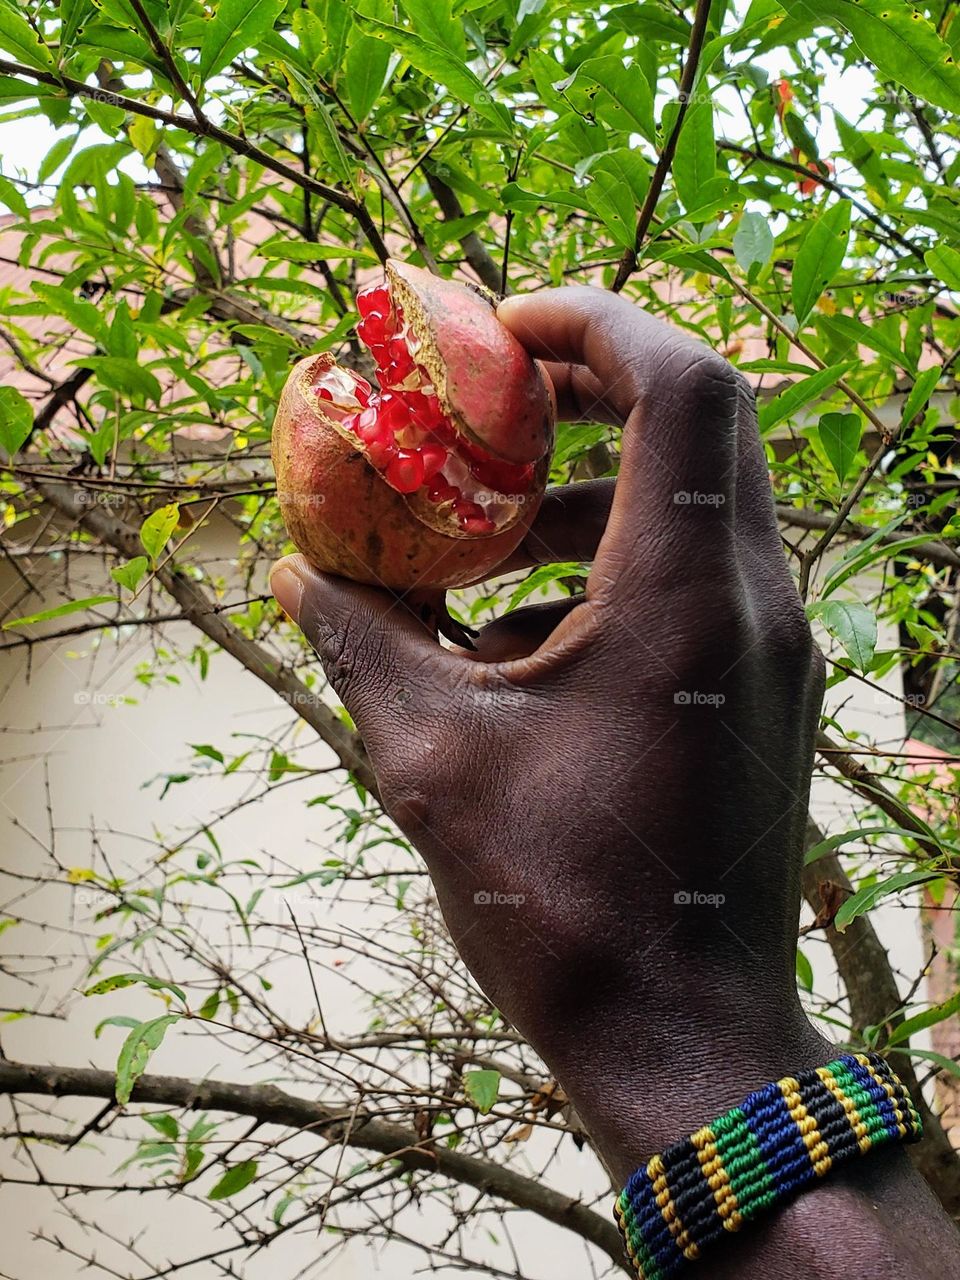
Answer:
272, 261, 554, 590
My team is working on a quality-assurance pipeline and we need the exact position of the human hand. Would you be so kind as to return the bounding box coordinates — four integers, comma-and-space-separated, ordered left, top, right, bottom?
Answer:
270, 286, 828, 1181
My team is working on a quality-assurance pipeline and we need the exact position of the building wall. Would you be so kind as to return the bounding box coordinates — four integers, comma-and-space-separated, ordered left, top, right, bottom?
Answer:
0, 522, 928, 1277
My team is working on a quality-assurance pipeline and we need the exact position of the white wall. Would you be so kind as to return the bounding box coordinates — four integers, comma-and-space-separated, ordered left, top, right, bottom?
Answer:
0, 523, 925, 1278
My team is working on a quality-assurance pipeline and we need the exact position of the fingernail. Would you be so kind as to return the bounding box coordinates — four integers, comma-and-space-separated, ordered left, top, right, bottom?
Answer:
270, 560, 305, 624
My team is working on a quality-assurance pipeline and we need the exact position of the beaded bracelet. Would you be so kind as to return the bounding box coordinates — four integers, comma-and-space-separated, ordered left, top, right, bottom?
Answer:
614, 1052, 921, 1279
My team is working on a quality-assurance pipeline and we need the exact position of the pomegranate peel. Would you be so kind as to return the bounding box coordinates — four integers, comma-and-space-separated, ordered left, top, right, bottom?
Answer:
272, 261, 554, 591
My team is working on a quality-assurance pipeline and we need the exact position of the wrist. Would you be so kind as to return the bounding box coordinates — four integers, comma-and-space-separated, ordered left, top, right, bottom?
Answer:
546, 1000, 830, 1184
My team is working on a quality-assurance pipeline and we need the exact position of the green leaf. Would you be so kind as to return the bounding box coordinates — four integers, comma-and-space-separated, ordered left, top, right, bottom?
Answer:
116, 1015, 179, 1104
85, 971, 186, 1001
900, 365, 941, 427
344, 34, 392, 124
0, 173, 28, 218
817, 313, 904, 368
73, 21, 168, 76
0, 2, 55, 68
833, 112, 889, 197
72, 356, 162, 405
199, 0, 285, 81
816, 412, 862, 485
313, 103, 354, 190
353, 15, 513, 132
607, 3, 689, 41
2, 595, 115, 630
129, 114, 160, 160
0, 386, 33, 456
94, 1014, 141, 1038
507, 562, 585, 612
60, 0, 98, 52
588, 150, 648, 250
199, 990, 221, 1019
890, 1047, 960, 1078
792, 200, 851, 325
571, 56, 655, 144
804, 824, 940, 866
140, 505, 180, 563
111, 557, 149, 592
833, 868, 940, 934
463, 1068, 500, 1114
781, 0, 960, 114
796, 947, 814, 993
673, 99, 716, 212
32, 282, 108, 344
733, 211, 774, 273
925, 245, 960, 292
758, 361, 855, 433
145, 1112, 179, 1140
399, 0, 465, 59
886, 991, 960, 1046
807, 600, 877, 670
38, 132, 78, 183
208, 1159, 259, 1200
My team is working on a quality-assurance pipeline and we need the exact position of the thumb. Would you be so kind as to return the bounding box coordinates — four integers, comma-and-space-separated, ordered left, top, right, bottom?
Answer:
270, 554, 457, 754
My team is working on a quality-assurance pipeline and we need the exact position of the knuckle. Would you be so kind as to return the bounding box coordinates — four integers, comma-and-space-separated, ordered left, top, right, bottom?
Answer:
305, 606, 381, 706
673, 352, 743, 421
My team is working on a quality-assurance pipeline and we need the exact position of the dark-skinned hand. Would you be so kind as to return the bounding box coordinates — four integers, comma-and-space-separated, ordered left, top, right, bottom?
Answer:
271, 285, 827, 1171
271, 288, 960, 1279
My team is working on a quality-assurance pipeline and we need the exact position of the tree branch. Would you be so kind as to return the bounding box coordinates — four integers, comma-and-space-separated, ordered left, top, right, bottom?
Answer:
816, 730, 952, 865
611, 0, 713, 292
0, 1059, 625, 1266
0, 58, 388, 263
32, 479, 379, 798
777, 504, 960, 571
801, 815, 960, 1216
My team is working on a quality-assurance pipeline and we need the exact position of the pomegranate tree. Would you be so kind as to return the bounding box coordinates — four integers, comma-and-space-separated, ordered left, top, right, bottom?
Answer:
272, 261, 554, 590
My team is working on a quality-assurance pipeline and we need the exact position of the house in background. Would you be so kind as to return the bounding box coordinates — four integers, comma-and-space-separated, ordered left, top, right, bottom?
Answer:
1, 198, 958, 1276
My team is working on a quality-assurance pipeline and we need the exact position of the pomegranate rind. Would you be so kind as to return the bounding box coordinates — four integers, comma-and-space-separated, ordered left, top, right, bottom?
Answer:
385, 260, 553, 466
272, 355, 546, 590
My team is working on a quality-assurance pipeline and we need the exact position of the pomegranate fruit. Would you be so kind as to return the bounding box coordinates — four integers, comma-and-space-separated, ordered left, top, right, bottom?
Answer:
272, 260, 554, 590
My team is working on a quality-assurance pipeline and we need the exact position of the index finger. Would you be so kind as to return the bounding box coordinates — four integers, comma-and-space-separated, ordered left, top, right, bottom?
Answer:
498, 288, 741, 617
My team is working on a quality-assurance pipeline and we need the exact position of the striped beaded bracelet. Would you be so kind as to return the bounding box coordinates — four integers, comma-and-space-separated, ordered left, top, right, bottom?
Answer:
614, 1052, 921, 1279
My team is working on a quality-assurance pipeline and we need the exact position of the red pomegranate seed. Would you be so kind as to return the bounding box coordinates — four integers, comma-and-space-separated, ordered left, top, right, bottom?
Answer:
357, 315, 387, 347
427, 476, 458, 504
453, 498, 485, 521
355, 407, 381, 443
460, 514, 497, 535
316, 386, 333, 401
420, 442, 447, 480
470, 457, 533, 494
407, 390, 444, 430
357, 283, 390, 318
386, 335, 415, 374
366, 436, 398, 469
386, 449, 425, 493
379, 393, 411, 435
